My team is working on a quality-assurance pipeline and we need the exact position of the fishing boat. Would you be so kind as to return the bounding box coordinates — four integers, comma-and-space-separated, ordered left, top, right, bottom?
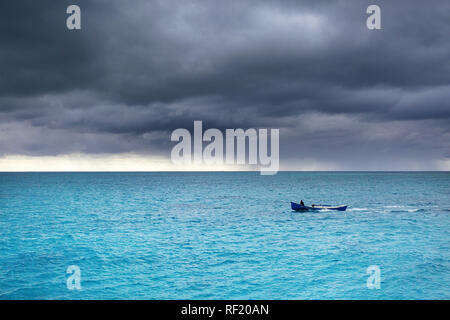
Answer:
291, 202, 347, 211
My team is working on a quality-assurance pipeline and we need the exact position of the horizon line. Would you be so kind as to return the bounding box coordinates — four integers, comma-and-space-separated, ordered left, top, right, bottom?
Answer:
0, 170, 448, 173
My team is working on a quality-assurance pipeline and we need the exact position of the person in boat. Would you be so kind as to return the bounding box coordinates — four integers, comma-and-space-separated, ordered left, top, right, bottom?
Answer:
300, 200, 305, 206
312, 204, 315, 208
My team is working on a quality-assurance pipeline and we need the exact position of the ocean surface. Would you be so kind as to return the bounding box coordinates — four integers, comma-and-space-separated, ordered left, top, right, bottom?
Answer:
0, 172, 449, 299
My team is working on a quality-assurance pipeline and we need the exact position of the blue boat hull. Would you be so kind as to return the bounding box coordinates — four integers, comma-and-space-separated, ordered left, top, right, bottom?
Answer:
291, 202, 347, 211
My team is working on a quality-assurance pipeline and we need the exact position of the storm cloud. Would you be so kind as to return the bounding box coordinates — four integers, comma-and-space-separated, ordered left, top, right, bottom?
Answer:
0, 0, 449, 169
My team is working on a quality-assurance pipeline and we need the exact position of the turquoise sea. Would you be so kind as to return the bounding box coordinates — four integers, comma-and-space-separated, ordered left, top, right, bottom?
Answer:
0, 172, 449, 299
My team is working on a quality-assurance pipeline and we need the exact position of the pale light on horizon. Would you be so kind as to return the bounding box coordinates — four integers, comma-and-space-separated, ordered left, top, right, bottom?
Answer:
0, 154, 448, 172
0, 154, 251, 172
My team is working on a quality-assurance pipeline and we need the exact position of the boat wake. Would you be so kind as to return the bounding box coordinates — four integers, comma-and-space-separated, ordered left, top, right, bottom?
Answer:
347, 207, 369, 211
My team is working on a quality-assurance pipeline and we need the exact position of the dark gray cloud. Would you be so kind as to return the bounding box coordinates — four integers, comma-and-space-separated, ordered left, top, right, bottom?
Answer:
0, 0, 449, 169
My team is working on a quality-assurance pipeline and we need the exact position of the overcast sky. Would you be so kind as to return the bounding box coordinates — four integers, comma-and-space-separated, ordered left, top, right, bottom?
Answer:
0, 0, 449, 171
